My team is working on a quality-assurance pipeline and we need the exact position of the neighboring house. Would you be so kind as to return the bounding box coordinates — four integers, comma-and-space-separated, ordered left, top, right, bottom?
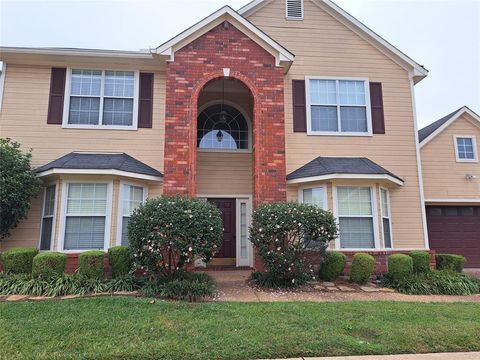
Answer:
0, 0, 430, 272
419, 107, 480, 267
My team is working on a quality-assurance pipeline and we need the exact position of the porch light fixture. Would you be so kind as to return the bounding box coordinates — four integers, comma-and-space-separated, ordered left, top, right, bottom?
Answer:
216, 130, 224, 142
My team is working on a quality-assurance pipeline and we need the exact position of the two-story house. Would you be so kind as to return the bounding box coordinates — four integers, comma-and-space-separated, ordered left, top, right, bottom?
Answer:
0, 0, 430, 272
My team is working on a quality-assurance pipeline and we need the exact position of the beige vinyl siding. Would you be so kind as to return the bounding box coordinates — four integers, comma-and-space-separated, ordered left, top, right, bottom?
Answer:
249, 0, 426, 249
197, 152, 253, 195
421, 114, 480, 200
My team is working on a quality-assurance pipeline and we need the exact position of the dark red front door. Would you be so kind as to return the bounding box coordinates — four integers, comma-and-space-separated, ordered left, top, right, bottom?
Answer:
426, 206, 480, 267
208, 198, 236, 258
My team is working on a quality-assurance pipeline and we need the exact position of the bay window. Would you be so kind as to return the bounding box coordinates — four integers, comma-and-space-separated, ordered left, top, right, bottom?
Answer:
300, 186, 326, 209
336, 186, 376, 249
306, 77, 371, 135
118, 184, 145, 246
65, 69, 138, 129
62, 183, 111, 250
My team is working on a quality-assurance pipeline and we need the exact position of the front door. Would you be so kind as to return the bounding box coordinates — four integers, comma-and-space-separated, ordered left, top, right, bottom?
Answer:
208, 198, 236, 258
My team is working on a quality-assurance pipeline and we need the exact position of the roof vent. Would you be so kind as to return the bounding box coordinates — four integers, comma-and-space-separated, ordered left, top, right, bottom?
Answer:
286, 0, 303, 20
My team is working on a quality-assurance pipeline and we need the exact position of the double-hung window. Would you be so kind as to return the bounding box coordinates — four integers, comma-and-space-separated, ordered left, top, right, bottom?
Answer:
65, 69, 138, 129
300, 187, 326, 209
380, 188, 392, 248
39, 185, 56, 250
336, 186, 375, 249
306, 77, 371, 135
119, 184, 145, 246
454, 136, 478, 162
63, 183, 110, 250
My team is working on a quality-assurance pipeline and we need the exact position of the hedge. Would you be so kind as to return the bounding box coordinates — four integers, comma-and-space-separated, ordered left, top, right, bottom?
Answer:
350, 253, 375, 284
436, 254, 466, 273
78, 251, 105, 279
0, 247, 38, 274
319, 251, 346, 281
108, 246, 132, 278
388, 254, 413, 282
32, 252, 67, 277
410, 251, 431, 274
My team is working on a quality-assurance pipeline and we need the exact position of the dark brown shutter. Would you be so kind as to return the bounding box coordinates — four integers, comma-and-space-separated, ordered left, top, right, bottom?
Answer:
292, 80, 307, 132
138, 72, 154, 128
370, 82, 385, 134
47, 68, 66, 124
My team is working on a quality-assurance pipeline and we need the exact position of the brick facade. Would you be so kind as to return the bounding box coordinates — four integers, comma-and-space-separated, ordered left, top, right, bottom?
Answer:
163, 22, 287, 205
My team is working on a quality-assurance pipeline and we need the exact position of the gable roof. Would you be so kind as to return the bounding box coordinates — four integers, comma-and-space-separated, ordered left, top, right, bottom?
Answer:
35, 152, 163, 181
152, 5, 294, 68
239, 0, 428, 83
419, 106, 480, 147
286, 156, 404, 186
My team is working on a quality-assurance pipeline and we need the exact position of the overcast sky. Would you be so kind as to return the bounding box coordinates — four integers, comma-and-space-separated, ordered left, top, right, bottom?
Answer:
1, 0, 479, 128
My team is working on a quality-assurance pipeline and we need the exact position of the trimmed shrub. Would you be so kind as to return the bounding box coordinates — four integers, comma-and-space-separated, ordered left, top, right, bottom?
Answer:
436, 254, 466, 273
388, 254, 413, 282
250, 202, 338, 288
410, 251, 431, 274
350, 253, 375, 284
1, 247, 38, 274
128, 196, 223, 277
78, 251, 105, 279
108, 246, 132, 278
319, 251, 346, 281
32, 252, 67, 277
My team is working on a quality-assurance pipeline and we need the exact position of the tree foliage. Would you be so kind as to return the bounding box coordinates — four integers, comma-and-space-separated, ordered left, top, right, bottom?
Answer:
0, 138, 40, 238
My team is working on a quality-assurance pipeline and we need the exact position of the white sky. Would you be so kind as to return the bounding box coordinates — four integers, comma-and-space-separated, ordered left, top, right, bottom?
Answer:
0, 0, 479, 128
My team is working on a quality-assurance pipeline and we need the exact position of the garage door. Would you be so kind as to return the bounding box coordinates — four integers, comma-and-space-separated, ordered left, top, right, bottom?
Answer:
426, 206, 480, 267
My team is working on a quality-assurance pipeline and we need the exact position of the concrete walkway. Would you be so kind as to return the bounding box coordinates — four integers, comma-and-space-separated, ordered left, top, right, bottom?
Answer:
261, 352, 480, 360
206, 270, 480, 303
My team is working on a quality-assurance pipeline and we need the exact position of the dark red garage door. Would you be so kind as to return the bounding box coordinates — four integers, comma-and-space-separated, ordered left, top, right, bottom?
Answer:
426, 206, 480, 267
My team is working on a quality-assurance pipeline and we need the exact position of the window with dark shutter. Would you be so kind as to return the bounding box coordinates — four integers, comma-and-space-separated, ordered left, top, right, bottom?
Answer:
292, 79, 307, 132
369, 82, 385, 134
138, 72, 154, 128
47, 68, 66, 124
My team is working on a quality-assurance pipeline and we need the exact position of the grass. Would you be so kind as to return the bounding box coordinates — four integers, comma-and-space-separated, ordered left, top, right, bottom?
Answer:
1, 298, 480, 360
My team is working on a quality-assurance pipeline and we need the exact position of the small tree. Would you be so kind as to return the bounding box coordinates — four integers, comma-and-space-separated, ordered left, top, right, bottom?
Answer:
128, 196, 223, 277
250, 202, 338, 287
0, 138, 40, 239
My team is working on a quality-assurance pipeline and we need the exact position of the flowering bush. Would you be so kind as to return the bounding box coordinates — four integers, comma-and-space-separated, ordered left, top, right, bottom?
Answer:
250, 202, 338, 287
128, 196, 223, 277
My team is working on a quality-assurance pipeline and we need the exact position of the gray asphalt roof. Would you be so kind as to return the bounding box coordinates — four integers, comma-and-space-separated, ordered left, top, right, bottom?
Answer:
418, 107, 463, 143
35, 152, 163, 177
286, 157, 403, 182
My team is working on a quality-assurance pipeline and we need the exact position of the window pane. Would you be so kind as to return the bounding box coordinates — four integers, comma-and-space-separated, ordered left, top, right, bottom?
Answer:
67, 183, 108, 215
43, 185, 56, 216
381, 189, 389, 218
102, 98, 133, 126
383, 218, 392, 248
122, 185, 144, 216
461, 207, 474, 216
310, 79, 336, 104
339, 217, 374, 248
104, 71, 134, 97
69, 97, 100, 125
445, 207, 458, 217
40, 217, 53, 250
428, 207, 442, 216
303, 187, 325, 208
338, 187, 372, 216
121, 216, 130, 246
339, 80, 366, 105
240, 203, 247, 258
311, 106, 338, 131
71, 70, 101, 96
456, 138, 475, 159
340, 106, 367, 132
64, 216, 105, 250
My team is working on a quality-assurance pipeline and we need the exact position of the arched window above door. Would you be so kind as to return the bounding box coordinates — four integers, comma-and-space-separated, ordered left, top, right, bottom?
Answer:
197, 104, 249, 150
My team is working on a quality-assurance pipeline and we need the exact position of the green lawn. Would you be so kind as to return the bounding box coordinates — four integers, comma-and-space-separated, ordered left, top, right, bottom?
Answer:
1, 298, 479, 360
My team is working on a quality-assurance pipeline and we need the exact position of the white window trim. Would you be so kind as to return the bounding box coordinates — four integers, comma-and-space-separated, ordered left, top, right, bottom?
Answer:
333, 185, 380, 250
38, 182, 58, 251
380, 187, 393, 249
62, 67, 140, 131
285, 0, 304, 20
58, 180, 113, 253
116, 181, 148, 246
453, 135, 478, 163
0, 62, 6, 112
298, 185, 327, 210
305, 76, 372, 137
